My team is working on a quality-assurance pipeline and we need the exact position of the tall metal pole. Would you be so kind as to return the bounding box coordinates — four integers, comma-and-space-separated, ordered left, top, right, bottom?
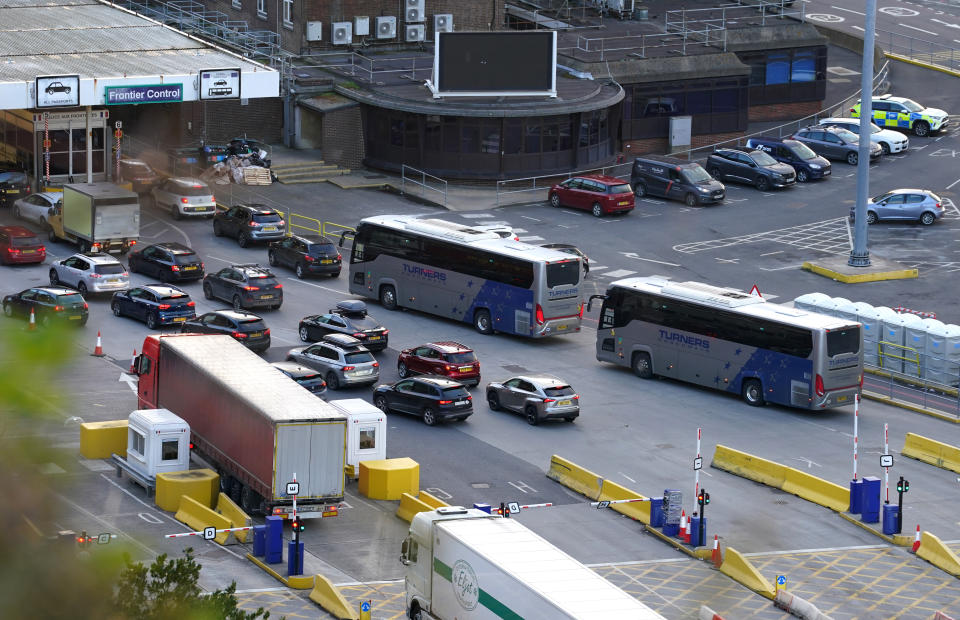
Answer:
853, 394, 859, 481
849, 0, 877, 267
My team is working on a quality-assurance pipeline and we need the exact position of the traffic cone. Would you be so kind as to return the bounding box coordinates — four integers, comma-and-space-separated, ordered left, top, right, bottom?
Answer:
712, 535, 723, 567
91, 331, 105, 357
128, 348, 137, 374
27, 308, 37, 331
912, 525, 921, 552
684, 515, 692, 544
678, 510, 687, 540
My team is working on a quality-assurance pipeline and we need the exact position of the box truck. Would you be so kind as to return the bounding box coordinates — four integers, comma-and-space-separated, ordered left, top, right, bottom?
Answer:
401, 507, 666, 620
48, 182, 139, 253
134, 333, 347, 518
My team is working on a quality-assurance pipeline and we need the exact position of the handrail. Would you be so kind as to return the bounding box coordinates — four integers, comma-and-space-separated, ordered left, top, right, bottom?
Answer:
401, 164, 447, 207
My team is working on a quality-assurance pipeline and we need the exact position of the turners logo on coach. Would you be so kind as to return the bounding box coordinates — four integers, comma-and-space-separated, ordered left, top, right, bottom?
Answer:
659, 329, 710, 350
402, 264, 446, 281
451, 560, 479, 611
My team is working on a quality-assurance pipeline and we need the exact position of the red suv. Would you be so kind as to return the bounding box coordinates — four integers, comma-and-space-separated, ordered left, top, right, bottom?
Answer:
397, 342, 481, 387
548, 174, 635, 217
0, 226, 45, 265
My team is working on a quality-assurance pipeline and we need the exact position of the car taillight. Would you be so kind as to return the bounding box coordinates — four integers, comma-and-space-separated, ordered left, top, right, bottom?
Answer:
186, 301, 195, 307
200, 262, 204, 270
438, 400, 453, 405
382, 329, 389, 335
89, 272, 101, 278
54, 305, 63, 311
91, 242, 101, 251
444, 365, 453, 371
572, 394, 579, 399
342, 366, 355, 371
232, 331, 248, 339
242, 286, 259, 291
171, 265, 180, 271
274, 283, 282, 289
158, 304, 171, 310
129, 240, 136, 246
578, 303, 584, 319
936, 202, 943, 209
353, 332, 366, 339
543, 398, 556, 403
264, 328, 270, 335
535, 304, 544, 325
815, 374, 825, 398
83, 303, 89, 309
180, 197, 189, 204
372, 362, 379, 367
121, 272, 128, 276
304, 255, 314, 262
336, 254, 342, 260
7, 248, 17, 254
248, 221, 261, 227
278, 219, 285, 227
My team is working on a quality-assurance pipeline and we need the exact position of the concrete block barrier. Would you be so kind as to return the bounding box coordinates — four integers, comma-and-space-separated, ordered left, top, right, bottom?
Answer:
175, 495, 235, 545
546, 455, 604, 500
712, 445, 788, 489
418, 490, 450, 510
309, 574, 360, 619
215, 492, 252, 543
395, 492, 433, 523
79, 419, 128, 460
359, 457, 419, 500
719, 547, 775, 599
902, 433, 960, 474
598, 479, 650, 525
782, 468, 849, 513
155, 469, 219, 512
916, 531, 960, 577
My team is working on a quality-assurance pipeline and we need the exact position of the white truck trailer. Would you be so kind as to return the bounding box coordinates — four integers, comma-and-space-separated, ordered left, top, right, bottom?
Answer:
401, 507, 666, 620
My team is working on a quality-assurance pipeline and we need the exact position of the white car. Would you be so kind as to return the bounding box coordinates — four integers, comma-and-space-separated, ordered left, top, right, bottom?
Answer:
12, 192, 60, 227
471, 223, 519, 240
49, 251, 130, 296
151, 177, 216, 220
818, 118, 909, 155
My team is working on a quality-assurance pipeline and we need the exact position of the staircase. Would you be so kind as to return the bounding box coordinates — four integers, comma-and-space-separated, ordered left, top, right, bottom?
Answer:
270, 160, 351, 184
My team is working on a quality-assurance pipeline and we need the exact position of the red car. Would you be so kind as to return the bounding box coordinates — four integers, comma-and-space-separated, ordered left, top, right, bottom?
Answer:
0, 225, 45, 265
548, 174, 635, 217
397, 341, 481, 387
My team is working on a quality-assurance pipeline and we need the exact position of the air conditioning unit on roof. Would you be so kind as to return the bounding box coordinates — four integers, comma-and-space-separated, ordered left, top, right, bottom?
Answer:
375, 15, 396, 39
406, 0, 425, 23
406, 24, 425, 42
434, 14, 453, 33
354, 16, 370, 37
332, 22, 352, 45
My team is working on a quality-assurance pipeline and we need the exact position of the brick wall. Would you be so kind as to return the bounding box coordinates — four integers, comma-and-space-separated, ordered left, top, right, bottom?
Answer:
321, 106, 364, 169
179, 99, 284, 144
749, 100, 821, 122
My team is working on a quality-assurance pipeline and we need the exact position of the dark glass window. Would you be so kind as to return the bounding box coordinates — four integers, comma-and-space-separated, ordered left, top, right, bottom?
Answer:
481, 122, 500, 154
766, 52, 790, 85
424, 116, 441, 151
390, 118, 404, 147
525, 122, 541, 153
827, 327, 861, 357
546, 260, 579, 288
461, 122, 480, 153
443, 118, 459, 153
504, 119, 522, 154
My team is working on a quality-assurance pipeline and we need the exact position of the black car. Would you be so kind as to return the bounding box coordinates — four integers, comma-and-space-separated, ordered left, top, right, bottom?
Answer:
180, 310, 271, 353
272, 361, 327, 397
298, 300, 388, 351
268, 234, 342, 278
202, 264, 283, 311
2, 286, 88, 327
705, 148, 796, 191
128, 242, 205, 282
111, 284, 196, 329
213, 203, 285, 247
0, 167, 30, 208
373, 376, 473, 425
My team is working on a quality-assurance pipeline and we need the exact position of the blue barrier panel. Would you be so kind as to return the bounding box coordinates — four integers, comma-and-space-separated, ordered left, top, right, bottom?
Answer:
690, 515, 706, 547
473, 503, 491, 514
265, 515, 283, 564
649, 497, 664, 527
882, 503, 899, 535
252, 524, 266, 557
287, 540, 304, 576
861, 476, 881, 523
849, 479, 863, 514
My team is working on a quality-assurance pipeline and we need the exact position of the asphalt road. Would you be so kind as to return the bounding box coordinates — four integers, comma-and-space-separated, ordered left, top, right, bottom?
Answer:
804, 0, 960, 53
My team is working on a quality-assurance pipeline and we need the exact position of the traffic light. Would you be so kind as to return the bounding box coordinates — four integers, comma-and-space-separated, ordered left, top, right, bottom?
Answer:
896, 478, 909, 493
697, 491, 710, 506
290, 517, 305, 533
76, 530, 93, 548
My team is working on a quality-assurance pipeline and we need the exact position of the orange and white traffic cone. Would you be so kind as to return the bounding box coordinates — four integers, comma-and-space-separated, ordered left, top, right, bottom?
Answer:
712, 534, 723, 568
27, 308, 37, 331
128, 348, 137, 374
678, 510, 687, 540
92, 331, 105, 357
912, 525, 921, 552
684, 515, 692, 544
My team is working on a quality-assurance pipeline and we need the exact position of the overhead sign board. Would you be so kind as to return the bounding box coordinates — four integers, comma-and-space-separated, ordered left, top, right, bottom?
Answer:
199, 68, 241, 100
36, 75, 80, 108
104, 84, 183, 105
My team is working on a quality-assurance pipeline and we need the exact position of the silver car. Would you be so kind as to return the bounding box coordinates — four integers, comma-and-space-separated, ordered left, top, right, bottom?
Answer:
286, 333, 380, 390
49, 251, 129, 296
849, 188, 944, 225
486, 374, 580, 425
151, 177, 216, 220
13, 192, 60, 227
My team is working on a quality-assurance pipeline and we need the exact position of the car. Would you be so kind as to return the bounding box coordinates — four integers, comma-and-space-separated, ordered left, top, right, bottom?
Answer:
151, 177, 216, 220
0, 168, 31, 208
271, 361, 327, 397
851, 94, 949, 137
202, 263, 283, 311
540, 243, 590, 274
791, 125, 882, 165
397, 341, 481, 387
0, 226, 45, 265
12, 192, 59, 227
705, 147, 796, 191
45, 82, 71, 94
268, 234, 342, 278
180, 310, 271, 353
744, 137, 831, 182
213, 203, 285, 247
128, 242, 205, 282
213, 79, 228, 86
849, 189, 944, 226
2, 286, 88, 327
470, 224, 519, 240
118, 159, 163, 194
817, 117, 909, 155
110, 284, 196, 329
49, 251, 128, 295
298, 300, 388, 351
286, 333, 380, 390
631, 156, 725, 206
485, 374, 580, 425
548, 174, 635, 217
373, 376, 473, 425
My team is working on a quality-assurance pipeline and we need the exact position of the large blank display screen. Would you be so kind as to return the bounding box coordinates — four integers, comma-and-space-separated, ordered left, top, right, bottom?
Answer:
436, 32, 555, 93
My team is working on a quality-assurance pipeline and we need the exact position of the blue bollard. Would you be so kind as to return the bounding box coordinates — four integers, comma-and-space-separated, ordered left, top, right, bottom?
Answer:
264, 515, 284, 564
881, 503, 899, 535
849, 478, 863, 514
861, 476, 881, 524
688, 515, 701, 547
649, 498, 664, 527
473, 503, 491, 514
252, 525, 266, 557
287, 540, 304, 576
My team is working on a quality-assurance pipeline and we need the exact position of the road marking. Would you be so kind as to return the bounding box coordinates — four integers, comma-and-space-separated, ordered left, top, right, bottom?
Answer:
931, 18, 960, 29
831, 5, 864, 16
946, 177, 960, 190
507, 480, 538, 494
900, 22, 939, 35
557, 224, 572, 228
714, 257, 740, 264
138, 512, 163, 524
589, 265, 606, 271
459, 213, 493, 219
520, 215, 541, 222
740, 543, 889, 557
793, 457, 822, 468
760, 251, 783, 256
852, 25, 865, 31
619, 472, 636, 484
234, 587, 290, 594
601, 269, 637, 278
619, 252, 681, 267
284, 277, 344, 295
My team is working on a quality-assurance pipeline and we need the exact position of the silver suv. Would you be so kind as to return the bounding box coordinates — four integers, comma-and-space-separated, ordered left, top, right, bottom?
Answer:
485, 374, 580, 425
49, 252, 129, 296
285, 334, 380, 390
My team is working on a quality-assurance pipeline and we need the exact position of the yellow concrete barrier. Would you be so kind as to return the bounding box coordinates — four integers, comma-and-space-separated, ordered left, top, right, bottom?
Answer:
359, 457, 419, 500
418, 490, 450, 509
902, 433, 960, 474
287, 575, 316, 590
546, 455, 604, 500
598, 480, 650, 524
396, 492, 434, 523
712, 445, 787, 488
309, 574, 360, 620
916, 531, 960, 577
175, 495, 235, 545
719, 547, 775, 599
782, 468, 849, 513
215, 492, 251, 543
155, 469, 219, 512
79, 420, 128, 459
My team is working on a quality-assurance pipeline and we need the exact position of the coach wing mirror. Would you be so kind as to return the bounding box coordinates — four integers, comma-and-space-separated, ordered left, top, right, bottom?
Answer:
338, 230, 355, 247
587, 294, 606, 313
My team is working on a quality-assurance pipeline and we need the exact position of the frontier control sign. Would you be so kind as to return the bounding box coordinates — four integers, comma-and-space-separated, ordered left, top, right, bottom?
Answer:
105, 84, 183, 105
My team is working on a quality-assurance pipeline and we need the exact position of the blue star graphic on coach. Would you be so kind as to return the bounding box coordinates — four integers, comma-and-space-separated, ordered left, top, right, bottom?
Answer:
735, 348, 742, 356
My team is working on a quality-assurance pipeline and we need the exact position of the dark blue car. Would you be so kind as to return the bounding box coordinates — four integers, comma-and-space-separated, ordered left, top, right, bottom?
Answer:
111, 284, 196, 329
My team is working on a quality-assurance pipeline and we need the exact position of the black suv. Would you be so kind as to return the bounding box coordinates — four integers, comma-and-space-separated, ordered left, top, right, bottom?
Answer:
631, 155, 725, 206
298, 300, 388, 351
202, 263, 283, 311
373, 376, 473, 426
706, 148, 796, 191
180, 309, 271, 353
0, 166, 30, 208
213, 204, 285, 247
128, 242, 205, 282
268, 234, 342, 279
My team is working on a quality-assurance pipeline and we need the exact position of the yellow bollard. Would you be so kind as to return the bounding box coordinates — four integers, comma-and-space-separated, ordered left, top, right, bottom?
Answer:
359, 599, 372, 620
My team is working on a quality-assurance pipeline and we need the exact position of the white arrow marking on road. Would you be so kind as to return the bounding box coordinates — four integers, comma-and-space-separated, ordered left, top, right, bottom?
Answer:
119, 373, 138, 393
793, 457, 822, 469
619, 252, 681, 267
931, 18, 960, 30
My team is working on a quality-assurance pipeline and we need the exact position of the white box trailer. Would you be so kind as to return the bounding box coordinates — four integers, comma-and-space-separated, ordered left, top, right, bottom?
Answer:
401, 507, 665, 620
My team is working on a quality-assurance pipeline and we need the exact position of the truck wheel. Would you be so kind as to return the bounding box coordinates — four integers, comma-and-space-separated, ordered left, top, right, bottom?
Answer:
240, 484, 261, 515
632, 352, 653, 379
379, 285, 397, 311
229, 478, 242, 505
374, 396, 389, 413
913, 120, 929, 137
48, 229, 58, 243
410, 604, 423, 620
474, 309, 493, 335
422, 407, 437, 426
525, 406, 539, 426
146, 312, 158, 330
741, 378, 765, 407
326, 372, 340, 390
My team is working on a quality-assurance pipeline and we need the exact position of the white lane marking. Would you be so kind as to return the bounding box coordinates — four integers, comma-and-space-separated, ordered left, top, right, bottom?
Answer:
619, 252, 681, 267
234, 587, 290, 594
557, 224, 572, 228
619, 472, 636, 483
205, 255, 236, 264
740, 543, 889, 557
946, 177, 960, 190
602, 269, 638, 278
589, 265, 606, 271
831, 5, 864, 15
852, 25, 865, 31
900, 23, 938, 35
518, 236, 544, 242
760, 265, 802, 271
459, 213, 494, 219
285, 277, 344, 295
520, 215, 541, 222
760, 251, 783, 256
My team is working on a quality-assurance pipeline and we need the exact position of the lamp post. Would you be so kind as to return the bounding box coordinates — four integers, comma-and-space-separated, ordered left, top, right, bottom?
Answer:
849, 0, 878, 267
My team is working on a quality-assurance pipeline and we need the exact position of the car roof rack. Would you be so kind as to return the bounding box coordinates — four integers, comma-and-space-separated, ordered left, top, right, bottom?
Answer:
332, 299, 367, 316
321, 333, 365, 348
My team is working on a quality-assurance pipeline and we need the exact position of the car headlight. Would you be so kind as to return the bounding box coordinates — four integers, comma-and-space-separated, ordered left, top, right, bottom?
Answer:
809, 163, 821, 169
698, 187, 711, 193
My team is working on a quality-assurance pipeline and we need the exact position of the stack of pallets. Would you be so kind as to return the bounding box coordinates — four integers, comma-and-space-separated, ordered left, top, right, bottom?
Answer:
242, 167, 272, 185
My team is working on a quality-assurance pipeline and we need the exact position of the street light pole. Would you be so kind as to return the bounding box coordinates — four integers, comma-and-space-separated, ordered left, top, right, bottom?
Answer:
849, 0, 877, 268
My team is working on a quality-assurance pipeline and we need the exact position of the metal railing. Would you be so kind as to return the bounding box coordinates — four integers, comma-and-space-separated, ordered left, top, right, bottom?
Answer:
281, 52, 434, 85
496, 161, 632, 207
666, 1, 805, 48
877, 29, 960, 72
567, 27, 723, 61
401, 165, 448, 207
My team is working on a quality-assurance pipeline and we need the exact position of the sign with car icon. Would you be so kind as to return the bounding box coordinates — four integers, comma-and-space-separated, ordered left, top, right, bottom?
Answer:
35, 75, 80, 108
199, 68, 240, 100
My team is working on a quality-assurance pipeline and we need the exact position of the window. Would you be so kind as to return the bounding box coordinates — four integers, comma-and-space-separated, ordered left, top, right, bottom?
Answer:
130, 430, 145, 456
282, 0, 293, 26
546, 261, 579, 288
358, 426, 377, 450
161, 439, 179, 461
765, 53, 790, 85
256, 0, 265, 18
232, 0, 241, 8
827, 327, 860, 357
791, 50, 815, 82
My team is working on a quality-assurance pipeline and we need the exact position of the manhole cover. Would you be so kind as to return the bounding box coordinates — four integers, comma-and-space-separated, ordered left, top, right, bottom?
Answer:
471, 483, 490, 489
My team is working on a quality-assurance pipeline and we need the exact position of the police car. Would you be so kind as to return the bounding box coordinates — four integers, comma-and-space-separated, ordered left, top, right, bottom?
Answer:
851, 94, 948, 137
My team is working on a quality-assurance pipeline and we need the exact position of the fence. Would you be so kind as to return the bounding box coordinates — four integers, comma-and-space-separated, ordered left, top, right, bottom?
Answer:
495, 161, 632, 207
877, 29, 960, 73
401, 165, 448, 207
666, 1, 805, 49
864, 344, 960, 419
284, 51, 433, 86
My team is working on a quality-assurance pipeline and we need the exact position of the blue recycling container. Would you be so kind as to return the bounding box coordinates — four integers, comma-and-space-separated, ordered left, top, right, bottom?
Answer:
252, 525, 266, 557
861, 476, 881, 523
882, 503, 899, 535
265, 515, 284, 564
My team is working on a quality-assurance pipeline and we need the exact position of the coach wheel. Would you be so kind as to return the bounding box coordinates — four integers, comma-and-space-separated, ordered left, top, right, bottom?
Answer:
380, 284, 398, 311
741, 379, 765, 407
632, 351, 653, 379
474, 309, 493, 335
